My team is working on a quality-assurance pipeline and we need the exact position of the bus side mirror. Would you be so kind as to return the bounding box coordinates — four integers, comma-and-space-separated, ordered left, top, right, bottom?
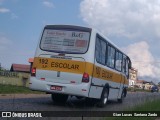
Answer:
127, 56, 132, 69
129, 62, 132, 69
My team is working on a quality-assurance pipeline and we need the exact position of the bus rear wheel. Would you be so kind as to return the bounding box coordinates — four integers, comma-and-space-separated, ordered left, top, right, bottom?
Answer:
51, 93, 68, 103
97, 87, 109, 107
118, 88, 126, 103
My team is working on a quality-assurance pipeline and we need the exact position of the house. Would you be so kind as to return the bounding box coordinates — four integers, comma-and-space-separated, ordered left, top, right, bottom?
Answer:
0, 64, 31, 87
135, 80, 154, 90
129, 67, 138, 86
28, 58, 34, 72
135, 80, 145, 89
10, 64, 30, 73
9, 64, 31, 87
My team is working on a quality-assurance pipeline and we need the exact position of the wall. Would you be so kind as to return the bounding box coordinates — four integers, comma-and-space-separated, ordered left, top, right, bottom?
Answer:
0, 71, 30, 87
144, 83, 153, 90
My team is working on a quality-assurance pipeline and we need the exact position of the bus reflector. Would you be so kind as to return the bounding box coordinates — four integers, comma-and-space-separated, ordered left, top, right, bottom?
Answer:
41, 78, 45, 80
82, 73, 89, 83
31, 68, 36, 76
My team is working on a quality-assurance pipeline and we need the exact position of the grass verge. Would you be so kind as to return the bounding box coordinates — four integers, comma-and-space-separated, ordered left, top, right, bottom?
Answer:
127, 88, 151, 92
0, 84, 44, 94
105, 99, 160, 120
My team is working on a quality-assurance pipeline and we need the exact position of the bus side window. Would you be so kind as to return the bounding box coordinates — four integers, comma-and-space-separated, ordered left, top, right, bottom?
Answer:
107, 45, 115, 68
125, 59, 129, 78
95, 37, 101, 63
95, 37, 106, 65
107, 46, 111, 67
101, 40, 106, 64
123, 55, 129, 78
122, 56, 126, 74
115, 51, 122, 71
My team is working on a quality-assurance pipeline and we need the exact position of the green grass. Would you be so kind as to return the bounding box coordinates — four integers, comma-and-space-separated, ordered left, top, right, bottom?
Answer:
104, 99, 160, 120
127, 88, 151, 92
0, 84, 44, 94
130, 99, 160, 111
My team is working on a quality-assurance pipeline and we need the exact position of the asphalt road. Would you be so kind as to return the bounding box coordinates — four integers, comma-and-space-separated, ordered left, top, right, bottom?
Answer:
0, 92, 160, 111
0, 92, 160, 119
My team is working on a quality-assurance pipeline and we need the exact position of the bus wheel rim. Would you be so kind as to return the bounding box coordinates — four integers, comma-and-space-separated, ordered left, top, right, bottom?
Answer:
103, 91, 108, 104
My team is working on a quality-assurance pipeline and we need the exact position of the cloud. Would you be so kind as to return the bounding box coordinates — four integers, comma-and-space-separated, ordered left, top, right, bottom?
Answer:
123, 41, 160, 82
0, 8, 10, 13
0, 0, 18, 18
43, 1, 54, 8
80, 0, 160, 39
80, 0, 160, 83
0, 8, 18, 19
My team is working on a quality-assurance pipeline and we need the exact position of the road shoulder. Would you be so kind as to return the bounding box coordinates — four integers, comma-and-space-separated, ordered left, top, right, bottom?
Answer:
0, 94, 50, 99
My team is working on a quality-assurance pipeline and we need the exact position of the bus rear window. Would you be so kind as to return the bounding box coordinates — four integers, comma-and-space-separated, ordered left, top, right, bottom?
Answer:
40, 29, 90, 54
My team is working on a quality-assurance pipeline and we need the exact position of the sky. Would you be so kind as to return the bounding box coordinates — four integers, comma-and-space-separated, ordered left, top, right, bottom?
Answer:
0, 0, 160, 83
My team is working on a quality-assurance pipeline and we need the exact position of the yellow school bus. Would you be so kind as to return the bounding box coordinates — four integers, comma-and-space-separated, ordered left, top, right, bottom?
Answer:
29, 25, 131, 107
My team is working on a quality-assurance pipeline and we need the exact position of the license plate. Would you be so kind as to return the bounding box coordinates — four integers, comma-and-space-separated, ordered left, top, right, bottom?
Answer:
50, 86, 62, 91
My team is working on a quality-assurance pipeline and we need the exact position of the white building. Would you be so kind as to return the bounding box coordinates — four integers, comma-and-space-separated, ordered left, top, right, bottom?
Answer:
129, 68, 138, 86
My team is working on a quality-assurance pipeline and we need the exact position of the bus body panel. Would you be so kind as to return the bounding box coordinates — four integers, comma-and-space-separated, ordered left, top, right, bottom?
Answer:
30, 55, 94, 97
88, 62, 127, 99
29, 77, 90, 97
33, 56, 86, 84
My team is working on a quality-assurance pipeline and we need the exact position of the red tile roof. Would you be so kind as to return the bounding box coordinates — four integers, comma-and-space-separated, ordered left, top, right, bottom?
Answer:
136, 80, 152, 84
136, 80, 145, 83
10, 64, 30, 73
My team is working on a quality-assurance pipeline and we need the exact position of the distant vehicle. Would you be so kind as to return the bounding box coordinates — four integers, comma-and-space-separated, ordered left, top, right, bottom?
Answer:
151, 85, 159, 92
29, 25, 132, 107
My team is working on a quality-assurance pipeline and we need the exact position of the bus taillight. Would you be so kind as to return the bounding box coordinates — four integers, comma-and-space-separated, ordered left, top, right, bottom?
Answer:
82, 73, 89, 83
31, 67, 36, 76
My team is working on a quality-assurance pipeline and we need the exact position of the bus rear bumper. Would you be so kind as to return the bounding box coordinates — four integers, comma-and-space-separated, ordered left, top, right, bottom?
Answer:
29, 77, 90, 97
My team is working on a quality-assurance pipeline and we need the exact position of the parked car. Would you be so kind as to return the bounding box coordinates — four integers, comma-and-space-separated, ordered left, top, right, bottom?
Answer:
151, 85, 159, 92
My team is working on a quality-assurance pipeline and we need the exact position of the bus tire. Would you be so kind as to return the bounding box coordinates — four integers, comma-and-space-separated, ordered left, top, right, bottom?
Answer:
118, 88, 126, 103
97, 86, 109, 107
51, 93, 68, 103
